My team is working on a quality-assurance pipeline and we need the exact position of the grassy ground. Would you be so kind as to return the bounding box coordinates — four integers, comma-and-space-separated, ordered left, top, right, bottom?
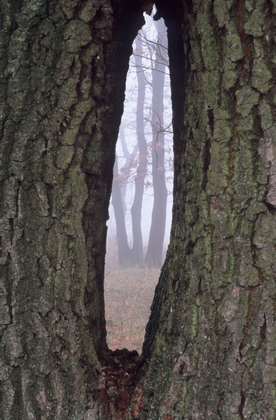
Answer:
104, 265, 160, 354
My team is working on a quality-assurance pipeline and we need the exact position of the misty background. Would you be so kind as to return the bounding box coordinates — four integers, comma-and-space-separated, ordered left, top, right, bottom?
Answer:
105, 13, 173, 351
107, 13, 173, 268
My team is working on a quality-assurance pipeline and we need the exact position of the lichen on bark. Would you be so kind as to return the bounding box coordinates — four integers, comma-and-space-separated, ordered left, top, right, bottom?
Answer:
139, 0, 276, 418
0, 0, 275, 418
0, 0, 143, 418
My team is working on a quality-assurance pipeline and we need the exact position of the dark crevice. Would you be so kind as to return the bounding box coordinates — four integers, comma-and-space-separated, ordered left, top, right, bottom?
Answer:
238, 391, 246, 420
79, 1, 144, 359
142, 3, 187, 358
99, 349, 146, 418
94, 1, 185, 404
201, 136, 211, 190
260, 314, 267, 341
207, 108, 214, 136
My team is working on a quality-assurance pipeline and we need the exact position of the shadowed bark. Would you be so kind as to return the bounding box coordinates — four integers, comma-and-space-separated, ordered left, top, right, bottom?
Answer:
0, 0, 143, 417
140, 0, 276, 418
1, 0, 275, 419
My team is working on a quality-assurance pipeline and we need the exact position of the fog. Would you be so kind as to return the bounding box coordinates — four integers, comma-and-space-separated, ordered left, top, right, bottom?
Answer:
105, 13, 173, 351
107, 15, 173, 263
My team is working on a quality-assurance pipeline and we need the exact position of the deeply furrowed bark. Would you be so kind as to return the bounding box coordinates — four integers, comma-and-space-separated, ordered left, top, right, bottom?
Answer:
139, 0, 276, 418
0, 0, 143, 418
0, 0, 275, 419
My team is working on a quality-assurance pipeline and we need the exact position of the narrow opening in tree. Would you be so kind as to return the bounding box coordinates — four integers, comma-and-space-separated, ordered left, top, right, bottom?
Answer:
2, 0, 274, 417
105, 12, 173, 353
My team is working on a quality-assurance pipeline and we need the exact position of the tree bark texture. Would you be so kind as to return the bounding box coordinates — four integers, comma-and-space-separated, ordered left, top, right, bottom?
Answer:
140, 0, 276, 418
0, 0, 143, 418
0, 0, 275, 419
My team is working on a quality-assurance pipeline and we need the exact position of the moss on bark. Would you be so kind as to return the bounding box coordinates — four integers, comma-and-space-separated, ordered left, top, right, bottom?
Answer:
1, 0, 275, 418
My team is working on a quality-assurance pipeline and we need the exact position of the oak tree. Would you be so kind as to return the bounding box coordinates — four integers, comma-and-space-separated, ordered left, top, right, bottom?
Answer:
1, 0, 275, 418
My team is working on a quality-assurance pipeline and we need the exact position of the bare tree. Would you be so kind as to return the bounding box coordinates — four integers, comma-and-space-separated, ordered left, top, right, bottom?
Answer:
111, 18, 172, 267
145, 18, 168, 267
1, 1, 275, 418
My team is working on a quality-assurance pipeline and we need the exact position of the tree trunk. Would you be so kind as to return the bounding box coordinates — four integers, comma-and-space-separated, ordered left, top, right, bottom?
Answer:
1, 0, 275, 419
130, 36, 148, 266
111, 35, 147, 267
0, 0, 143, 418
145, 18, 168, 267
111, 128, 139, 266
140, 0, 276, 418
112, 155, 132, 265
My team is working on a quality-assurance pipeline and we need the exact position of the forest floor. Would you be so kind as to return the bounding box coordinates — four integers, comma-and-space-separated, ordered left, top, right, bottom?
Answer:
104, 263, 160, 354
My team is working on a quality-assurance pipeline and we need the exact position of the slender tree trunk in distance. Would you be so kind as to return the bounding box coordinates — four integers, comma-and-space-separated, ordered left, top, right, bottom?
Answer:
111, 155, 132, 265
1, 0, 275, 419
130, 36, 148, 265
111, 127, 139, 266
119, 126, 139, 212
111, 35, 147, 267
145, 18, 168, 267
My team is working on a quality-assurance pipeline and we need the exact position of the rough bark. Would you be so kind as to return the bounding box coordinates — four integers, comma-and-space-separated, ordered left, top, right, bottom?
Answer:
0, 0, 143, 418
1, 0, 275, 419
139, 0, 276, 418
